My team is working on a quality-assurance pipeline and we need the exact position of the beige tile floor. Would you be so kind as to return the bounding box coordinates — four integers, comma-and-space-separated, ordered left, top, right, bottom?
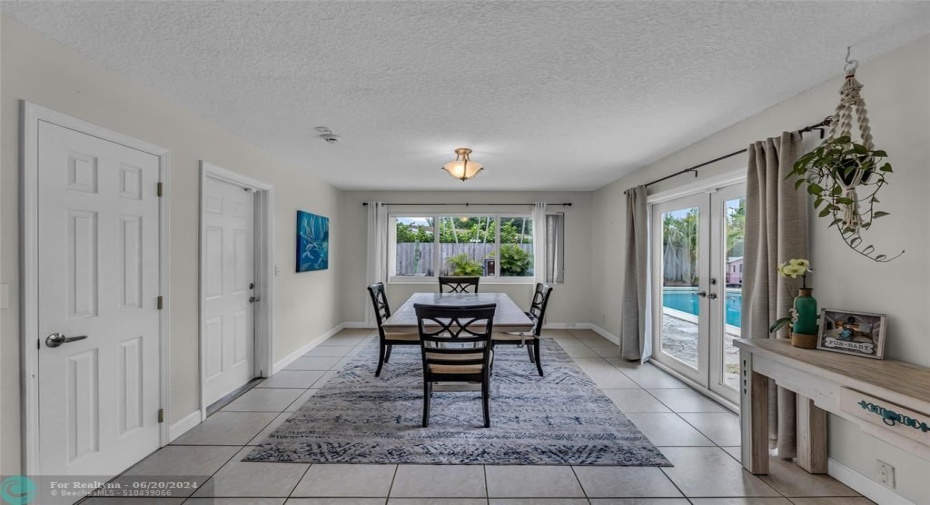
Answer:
108, 328, 870, 504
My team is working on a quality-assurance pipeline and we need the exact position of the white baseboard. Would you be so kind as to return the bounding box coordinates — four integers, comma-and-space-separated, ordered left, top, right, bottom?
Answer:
167, 410, 202, 442
583, 323, 620, 345
542, 322, 620, 346
272, 323, 347, 374
828, 457, 915, 505
542, 322, 578, 330
342, 321, 374, 329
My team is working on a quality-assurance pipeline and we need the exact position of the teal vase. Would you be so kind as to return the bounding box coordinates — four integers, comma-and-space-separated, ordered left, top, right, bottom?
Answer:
792, 288, 818, 335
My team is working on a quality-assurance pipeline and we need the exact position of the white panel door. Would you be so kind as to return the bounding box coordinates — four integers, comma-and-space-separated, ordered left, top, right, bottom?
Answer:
37, 121, 161, 476
202, 176, 255, 406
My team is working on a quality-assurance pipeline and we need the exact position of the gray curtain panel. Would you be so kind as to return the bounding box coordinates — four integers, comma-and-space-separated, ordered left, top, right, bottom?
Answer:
742, 131, 808, 459
620, 185, 650, 361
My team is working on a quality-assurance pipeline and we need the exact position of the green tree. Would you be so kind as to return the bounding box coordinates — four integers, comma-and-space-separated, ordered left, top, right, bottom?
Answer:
726, 199, 746, 257
396, 222, 432, 243
662, 210, 698, 285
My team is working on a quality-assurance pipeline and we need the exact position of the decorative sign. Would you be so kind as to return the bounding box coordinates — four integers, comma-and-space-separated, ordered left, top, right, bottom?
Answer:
858, 400, 930, 433
817, 309, 887, 359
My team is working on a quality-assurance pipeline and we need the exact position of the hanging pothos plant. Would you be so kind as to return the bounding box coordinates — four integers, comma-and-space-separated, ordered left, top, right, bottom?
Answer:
788, 57, 904, 263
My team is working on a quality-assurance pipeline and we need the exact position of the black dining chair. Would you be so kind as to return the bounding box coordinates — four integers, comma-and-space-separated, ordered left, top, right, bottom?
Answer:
414, 303, 496, 428
438, 276, 480, 293
491, 282, 553, 376
367, 282, 419, 377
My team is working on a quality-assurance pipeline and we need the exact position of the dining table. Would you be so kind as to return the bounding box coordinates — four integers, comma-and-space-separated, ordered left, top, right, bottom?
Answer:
381, 292, 535, 333
381, 292, 536, 391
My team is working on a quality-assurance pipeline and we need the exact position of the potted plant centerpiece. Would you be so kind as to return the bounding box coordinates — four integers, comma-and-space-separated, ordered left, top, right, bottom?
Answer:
769, 258, 819, 348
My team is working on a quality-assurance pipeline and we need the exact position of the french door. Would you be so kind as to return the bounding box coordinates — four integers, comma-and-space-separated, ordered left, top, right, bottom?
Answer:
651, 183, 745, 404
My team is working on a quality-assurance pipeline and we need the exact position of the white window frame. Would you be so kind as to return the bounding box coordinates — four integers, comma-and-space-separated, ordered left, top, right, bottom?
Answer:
388, 212, 536, 285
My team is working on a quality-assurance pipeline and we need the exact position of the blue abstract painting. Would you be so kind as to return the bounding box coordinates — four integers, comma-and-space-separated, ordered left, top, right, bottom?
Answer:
296, 211, 329, 272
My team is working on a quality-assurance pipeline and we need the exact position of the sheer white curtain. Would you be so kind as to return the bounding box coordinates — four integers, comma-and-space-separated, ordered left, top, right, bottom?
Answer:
365, 201, 388, 326
532, 202, 547, 285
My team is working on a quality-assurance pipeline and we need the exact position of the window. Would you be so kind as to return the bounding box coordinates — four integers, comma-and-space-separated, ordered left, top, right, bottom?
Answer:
392, 213, 549, 280
438, 216, 498, 277
394, 217, 434, 276
499, 217, 533, 277
390, 212, 564, 282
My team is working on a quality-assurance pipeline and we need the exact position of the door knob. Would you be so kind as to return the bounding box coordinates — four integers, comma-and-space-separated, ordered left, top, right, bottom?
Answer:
249, 296, 261, 304
46, 332, 87, 348
707, 293, 718, 300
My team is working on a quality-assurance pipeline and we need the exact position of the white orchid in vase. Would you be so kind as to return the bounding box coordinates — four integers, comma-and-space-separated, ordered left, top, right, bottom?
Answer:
769, 258, 815, 335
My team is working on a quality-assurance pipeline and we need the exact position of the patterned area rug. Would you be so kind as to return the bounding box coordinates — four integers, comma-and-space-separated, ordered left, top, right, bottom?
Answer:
246, 338, 670, 466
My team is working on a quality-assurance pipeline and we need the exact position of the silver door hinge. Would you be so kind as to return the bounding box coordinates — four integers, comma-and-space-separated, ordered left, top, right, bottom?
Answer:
157, 182, 164, 197
158, 409, 164, 423
157, 296, 163, 310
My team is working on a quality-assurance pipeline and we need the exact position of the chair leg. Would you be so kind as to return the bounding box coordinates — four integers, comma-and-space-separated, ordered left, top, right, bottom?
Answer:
422, 380, 432, 428
481, 378, 491, 428
534, 339, 544, 376
384, 344, 393, 363
375, 342, 386, 377
526, 343, 535, 363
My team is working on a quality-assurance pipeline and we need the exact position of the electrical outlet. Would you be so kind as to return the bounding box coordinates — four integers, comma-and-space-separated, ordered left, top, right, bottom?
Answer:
877, 460, 895, 489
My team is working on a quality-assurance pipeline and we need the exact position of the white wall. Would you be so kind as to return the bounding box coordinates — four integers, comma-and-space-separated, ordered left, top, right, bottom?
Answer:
338, 191, 594, 329
1, 17, 344, 472
592, 35, 930, 503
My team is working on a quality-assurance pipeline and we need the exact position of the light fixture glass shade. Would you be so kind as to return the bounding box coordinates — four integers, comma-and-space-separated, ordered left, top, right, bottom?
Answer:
441, 148, 484, 181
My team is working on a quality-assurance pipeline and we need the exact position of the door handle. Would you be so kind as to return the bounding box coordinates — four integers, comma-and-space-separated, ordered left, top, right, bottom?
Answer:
696, 291, 707, 298
45, 332, 87, 348
249, 296, 261, 304
707, 293, 718, 300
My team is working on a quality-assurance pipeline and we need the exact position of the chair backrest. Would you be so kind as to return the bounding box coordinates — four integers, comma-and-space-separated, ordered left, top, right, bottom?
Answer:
367, 282, 391, 329
414, 303, 496, 375
527, 283, 554, 336
438, 276, 480, 293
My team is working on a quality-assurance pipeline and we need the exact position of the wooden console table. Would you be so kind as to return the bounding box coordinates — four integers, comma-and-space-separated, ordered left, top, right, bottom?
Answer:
734, 338, 930, 475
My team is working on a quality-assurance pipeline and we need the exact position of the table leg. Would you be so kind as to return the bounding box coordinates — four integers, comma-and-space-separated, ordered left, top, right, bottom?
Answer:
797, 394, 828, 473
740, 348, 769, 474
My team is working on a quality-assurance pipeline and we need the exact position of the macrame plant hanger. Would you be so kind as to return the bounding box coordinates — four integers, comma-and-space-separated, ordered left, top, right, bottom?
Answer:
827, 47, 873, 232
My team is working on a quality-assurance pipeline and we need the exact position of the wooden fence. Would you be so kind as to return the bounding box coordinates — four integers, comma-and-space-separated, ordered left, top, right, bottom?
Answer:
395, 243, 532, 276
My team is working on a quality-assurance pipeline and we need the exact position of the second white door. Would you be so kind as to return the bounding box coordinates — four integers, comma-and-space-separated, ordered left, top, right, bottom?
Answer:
202, 175, 256, 406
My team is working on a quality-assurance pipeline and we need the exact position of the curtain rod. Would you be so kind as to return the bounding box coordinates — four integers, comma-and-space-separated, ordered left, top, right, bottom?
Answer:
627, 116, 834, 193
362, 202, 572, 207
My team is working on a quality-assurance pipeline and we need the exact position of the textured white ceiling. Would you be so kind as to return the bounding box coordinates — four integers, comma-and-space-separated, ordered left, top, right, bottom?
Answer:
4, 1, 929, 191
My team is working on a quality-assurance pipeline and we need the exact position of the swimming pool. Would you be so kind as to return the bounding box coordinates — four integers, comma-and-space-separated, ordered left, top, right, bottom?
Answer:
662, 287, 742, 327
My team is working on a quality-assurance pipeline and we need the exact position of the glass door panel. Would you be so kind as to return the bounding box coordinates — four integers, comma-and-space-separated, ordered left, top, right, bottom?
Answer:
652, 194, 709, 386
708, 186, 745, 404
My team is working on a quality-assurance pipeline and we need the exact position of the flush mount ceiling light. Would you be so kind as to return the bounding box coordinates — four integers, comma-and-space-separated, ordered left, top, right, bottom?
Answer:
441, 148, 484, 181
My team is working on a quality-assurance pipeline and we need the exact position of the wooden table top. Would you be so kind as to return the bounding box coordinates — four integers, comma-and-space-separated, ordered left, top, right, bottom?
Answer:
382, 292, 535, 332
735, 338, 930, 405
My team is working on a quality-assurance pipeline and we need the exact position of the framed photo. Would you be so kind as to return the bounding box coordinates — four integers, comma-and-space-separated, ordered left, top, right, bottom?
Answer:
817, 309, 887, 359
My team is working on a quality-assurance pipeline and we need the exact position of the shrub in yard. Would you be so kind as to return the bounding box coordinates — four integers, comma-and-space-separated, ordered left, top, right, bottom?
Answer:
447, 253, 483, 276
500, 244, 532, 276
